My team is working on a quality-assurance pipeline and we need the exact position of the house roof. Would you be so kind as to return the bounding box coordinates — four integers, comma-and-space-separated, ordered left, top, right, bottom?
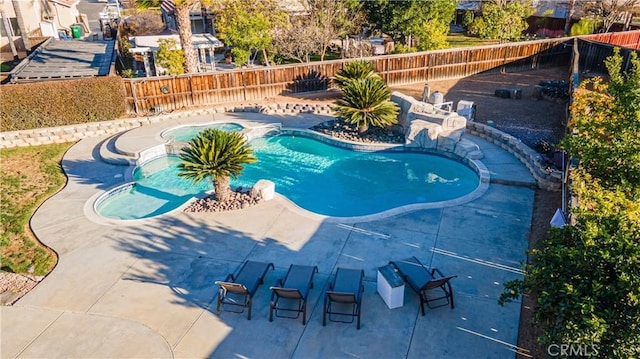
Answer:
533, 0, 571, 18
49, 0, 80, 8
10, 39, 115, 83
457, 1, 480, 11
129, 34, 223, 53
160, 0, 203, 14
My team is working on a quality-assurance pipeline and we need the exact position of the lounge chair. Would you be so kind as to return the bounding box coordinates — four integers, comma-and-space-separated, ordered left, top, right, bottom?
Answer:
215, 260, 274, 320
323, 267, 364, 329
269, 264, 319, 325
389, 256, 456, 316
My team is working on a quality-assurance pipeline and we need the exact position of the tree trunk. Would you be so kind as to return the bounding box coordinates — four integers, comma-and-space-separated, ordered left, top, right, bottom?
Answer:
175, 3, 198, 74
214, 176, 231, 202
563, 0, 576, 35
261, 48, 270, 67
358, 123, 369, 134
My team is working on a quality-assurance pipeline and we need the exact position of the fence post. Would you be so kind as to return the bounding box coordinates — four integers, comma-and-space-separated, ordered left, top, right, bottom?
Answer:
241, 70, 247, 101
130, 80, 139, 115
189, 75, 195, 107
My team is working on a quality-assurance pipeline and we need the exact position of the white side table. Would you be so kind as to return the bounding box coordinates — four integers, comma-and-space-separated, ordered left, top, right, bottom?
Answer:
377, 264, 405, 309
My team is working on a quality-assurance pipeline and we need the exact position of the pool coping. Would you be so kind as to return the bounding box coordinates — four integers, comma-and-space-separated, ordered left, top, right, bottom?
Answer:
86, 125, 490, 225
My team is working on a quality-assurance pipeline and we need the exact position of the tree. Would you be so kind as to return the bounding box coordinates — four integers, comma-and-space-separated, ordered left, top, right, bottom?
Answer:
570, 17, 599, 36
334, 77, 399, 134
306, 0, 364, 61
122, 9, 165, 36
362, 0, 456, 51
178, 129, 257, 203
213, 0, 286, 66
470, 0, 533, 42
582, 0, 640, 33
155, 39, 185, 75
499, 50, 640, 358
334, 60, 379, 89
173, 0, 210, 74
562, 48, 640, 192
500, 172, 640, 357
272, 16, 322, 63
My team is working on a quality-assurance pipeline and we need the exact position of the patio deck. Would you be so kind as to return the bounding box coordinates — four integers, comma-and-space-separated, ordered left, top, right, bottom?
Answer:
1, 111, 534, 358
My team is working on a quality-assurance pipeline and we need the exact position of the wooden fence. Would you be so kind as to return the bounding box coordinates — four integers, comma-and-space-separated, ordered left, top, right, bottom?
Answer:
123, 38, 571, 115
121, 30, 640, 115
582, 31, 640, 49
577, 38, 640, 74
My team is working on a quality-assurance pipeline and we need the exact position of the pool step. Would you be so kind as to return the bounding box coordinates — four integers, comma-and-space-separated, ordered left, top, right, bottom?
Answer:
99, 133, 136, 166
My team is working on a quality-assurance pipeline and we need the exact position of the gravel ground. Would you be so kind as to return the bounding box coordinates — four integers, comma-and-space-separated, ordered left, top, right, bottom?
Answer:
0, 271, 43, 305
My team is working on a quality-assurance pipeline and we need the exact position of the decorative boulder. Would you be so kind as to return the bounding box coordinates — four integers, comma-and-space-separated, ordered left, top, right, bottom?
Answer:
250, 179, 275, 201
454, 139, 483, 159
405, 120, 442, 149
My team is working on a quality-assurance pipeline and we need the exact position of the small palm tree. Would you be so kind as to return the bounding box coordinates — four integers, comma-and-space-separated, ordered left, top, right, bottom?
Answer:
334, 77, 399, 134
334, 60, 380, 90
178, 129, 257, 203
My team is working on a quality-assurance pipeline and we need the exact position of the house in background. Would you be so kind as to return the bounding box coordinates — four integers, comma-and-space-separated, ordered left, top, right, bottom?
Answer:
160, 0, 215, 35
0, 0, 88, 61
128, 33, 223, 76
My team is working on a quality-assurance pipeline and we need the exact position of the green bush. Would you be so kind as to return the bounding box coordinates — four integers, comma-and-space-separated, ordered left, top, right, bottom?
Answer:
391, 43, 417, 54
0, 77, 126, 132
231, 48, 250, 67
570, 18, 598, 36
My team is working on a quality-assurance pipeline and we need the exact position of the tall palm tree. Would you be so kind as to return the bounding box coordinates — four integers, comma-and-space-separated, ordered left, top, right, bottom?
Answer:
334, 77, 399, 134
178, 129, 257, 202
334, 60, 380, 90
174, 0, 212, 73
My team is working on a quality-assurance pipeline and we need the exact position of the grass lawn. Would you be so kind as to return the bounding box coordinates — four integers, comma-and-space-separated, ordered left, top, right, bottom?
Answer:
447, 33, 500, 48
0, 142, 73, 276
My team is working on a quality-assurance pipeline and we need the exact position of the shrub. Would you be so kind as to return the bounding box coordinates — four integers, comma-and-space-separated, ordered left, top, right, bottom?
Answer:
570, 18, 598, 36
334, 60, 379, 90
155, 38, 184, 75
230, 47, 250, 67
334, 77, 399, 134
391, 43, 417, 54
0, 77, 126, 131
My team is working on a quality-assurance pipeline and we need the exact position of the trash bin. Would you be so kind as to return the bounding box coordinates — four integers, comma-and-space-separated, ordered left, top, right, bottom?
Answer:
70, 25, 82, 39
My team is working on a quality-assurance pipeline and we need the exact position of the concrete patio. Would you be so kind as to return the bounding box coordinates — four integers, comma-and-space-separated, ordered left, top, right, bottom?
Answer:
1, 111, 535, 358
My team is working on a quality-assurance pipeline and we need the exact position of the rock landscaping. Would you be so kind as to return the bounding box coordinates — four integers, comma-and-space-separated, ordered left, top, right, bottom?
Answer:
310, 119, 405, 143
184, 189, 263, 212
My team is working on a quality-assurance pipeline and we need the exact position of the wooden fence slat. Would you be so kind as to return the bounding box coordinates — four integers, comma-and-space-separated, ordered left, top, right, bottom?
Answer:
121, 31, 640, 114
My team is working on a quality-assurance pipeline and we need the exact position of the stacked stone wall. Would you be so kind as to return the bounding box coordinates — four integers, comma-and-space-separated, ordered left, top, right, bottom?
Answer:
466, 122, 562, 191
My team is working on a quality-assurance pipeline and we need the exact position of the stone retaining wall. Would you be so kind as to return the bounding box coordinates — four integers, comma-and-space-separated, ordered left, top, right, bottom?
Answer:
0, 104, 334, 149
466, 121, 562, 191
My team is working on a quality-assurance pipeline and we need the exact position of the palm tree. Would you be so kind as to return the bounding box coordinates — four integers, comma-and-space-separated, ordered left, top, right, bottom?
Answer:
174, 0, 213, 73
334, 77, 399, 134
334, 60, 380, 90
178, 129, 257, 202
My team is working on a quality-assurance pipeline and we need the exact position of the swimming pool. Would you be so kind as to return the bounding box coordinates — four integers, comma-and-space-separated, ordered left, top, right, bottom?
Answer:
161, 122, 244, 142
96, 132, 481, 220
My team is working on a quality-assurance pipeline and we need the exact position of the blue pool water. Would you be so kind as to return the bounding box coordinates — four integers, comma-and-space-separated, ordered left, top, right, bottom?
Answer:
96, 133, 480, 220
162, 123, 244, 142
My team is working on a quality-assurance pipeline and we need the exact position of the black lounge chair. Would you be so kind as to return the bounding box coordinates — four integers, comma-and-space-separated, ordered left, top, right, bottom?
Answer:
215, 260, 274, 320
323, 267, 364, 329
269, 264, 319, 325
389, 256, 456, 316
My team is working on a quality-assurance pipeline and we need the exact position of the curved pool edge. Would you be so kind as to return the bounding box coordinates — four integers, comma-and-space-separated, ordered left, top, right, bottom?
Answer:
84, 181, 213, 226
268, 157, 490, 224
90, 126, 490, 224
158, 121, 248, 143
